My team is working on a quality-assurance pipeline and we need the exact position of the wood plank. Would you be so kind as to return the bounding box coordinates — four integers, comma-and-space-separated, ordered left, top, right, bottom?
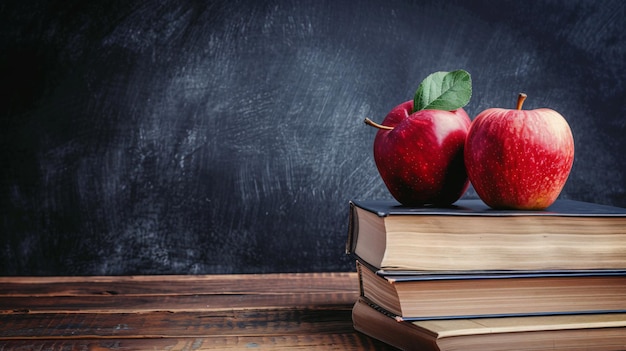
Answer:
0, 292, 358, 314
0, 334, 398, 350
0, 309, 357, 338
0, 273, 359, 297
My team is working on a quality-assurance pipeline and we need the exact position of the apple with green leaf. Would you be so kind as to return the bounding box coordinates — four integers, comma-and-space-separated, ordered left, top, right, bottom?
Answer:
464, 93, 575, 210
365, 70, 472, 206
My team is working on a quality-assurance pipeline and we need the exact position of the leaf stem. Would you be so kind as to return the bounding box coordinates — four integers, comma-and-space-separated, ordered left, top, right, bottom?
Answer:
364, 118, 394, 130
516, 93, 528, 110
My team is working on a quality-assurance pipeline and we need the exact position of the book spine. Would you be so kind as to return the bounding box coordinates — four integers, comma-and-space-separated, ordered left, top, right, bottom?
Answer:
345, 201, 358, 255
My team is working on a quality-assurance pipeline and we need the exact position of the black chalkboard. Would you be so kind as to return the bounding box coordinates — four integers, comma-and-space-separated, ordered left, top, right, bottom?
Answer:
2, 0, 625, 275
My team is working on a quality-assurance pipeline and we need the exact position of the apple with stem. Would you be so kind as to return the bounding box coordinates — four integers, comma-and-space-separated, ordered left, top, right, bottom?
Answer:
364, 70, 473, 206
464, 93, 575, 210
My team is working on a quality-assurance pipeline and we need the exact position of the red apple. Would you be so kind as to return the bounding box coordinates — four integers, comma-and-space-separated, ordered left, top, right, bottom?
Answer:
365, 100, 471, 206
464, 93, 575, 210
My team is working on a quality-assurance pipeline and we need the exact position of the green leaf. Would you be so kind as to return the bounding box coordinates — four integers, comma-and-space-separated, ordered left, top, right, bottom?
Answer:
413, 70, 472, 113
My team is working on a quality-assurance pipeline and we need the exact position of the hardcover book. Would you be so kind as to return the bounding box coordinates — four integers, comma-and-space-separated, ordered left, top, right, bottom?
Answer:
352, 297, 626, 351
347, 199, 626, 271
356, 260, 626, 321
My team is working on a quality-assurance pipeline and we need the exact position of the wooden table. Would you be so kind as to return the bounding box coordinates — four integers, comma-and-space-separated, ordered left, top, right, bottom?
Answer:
0, 272, 397, 350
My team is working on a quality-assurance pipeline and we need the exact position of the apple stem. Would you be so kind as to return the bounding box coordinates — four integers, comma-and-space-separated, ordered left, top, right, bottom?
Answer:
516, 93, 528, 110
364, 118, 394, 130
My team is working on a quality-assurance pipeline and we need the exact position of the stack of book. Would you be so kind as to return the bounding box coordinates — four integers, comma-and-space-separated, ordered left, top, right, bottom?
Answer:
346, 198, 626, 351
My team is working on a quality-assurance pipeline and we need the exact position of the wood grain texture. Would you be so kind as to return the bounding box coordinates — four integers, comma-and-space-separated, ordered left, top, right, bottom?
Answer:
0, 335, 394, 351
0, 272, 359, 296
0, 273, 398, 350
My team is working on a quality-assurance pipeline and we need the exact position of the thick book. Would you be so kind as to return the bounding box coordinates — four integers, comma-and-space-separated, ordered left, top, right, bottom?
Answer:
347, 198, 626, 271
356, 260, 626, 321
352, 297, 626, 351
